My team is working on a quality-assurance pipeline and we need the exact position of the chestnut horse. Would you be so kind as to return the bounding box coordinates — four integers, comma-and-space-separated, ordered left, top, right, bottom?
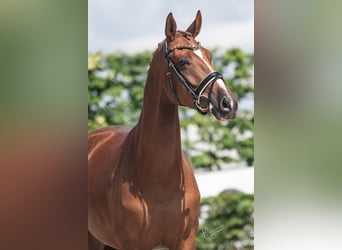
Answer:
88, 11, 237, 250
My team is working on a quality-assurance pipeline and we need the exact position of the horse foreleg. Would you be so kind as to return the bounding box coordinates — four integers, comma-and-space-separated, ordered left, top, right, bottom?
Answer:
88, 231, 118, 250
103, 245, 116, 250
88, 231, 105, 250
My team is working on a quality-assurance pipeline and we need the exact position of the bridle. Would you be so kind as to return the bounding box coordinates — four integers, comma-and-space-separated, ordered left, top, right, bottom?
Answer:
163, 39, 224, 114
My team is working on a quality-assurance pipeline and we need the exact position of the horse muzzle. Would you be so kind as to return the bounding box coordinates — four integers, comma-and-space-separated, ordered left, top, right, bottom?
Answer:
196, 76, 238, 121
210, 93, 237, 121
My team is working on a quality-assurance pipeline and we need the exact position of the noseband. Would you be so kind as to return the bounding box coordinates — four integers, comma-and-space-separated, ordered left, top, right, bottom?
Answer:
163, 39, 224, 114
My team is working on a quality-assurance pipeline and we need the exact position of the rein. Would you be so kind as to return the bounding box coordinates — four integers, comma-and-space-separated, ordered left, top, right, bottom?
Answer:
163, 39, 224, 114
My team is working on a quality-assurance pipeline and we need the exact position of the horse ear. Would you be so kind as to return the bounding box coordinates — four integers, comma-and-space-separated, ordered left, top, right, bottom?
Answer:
186, 10, 202, 38
165, 12, 177, 41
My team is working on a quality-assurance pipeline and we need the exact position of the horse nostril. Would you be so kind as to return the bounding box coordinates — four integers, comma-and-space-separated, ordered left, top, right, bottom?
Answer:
220, 97, 231, 112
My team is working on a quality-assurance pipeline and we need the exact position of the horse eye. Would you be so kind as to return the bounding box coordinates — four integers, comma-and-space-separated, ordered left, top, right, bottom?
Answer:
178, 58, 188, 67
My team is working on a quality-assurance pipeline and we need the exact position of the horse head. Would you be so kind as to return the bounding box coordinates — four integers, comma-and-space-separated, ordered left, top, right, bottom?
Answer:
162, 10, 238, 121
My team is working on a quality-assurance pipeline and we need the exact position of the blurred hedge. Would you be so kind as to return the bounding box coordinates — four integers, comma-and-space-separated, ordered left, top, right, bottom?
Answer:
197, 192, 254, 250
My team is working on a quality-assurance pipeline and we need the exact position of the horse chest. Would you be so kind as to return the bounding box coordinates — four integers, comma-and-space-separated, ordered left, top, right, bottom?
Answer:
117, 185, 197, 238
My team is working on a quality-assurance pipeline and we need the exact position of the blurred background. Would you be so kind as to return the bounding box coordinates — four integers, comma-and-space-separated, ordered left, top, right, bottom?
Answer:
89, 1, 254, 249
4, 0, 341, 250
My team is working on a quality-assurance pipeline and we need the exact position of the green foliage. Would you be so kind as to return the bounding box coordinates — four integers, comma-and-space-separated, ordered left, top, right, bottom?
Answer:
88, 51, 150, 130
88, 48, 254, 168
196, 192, 254, 250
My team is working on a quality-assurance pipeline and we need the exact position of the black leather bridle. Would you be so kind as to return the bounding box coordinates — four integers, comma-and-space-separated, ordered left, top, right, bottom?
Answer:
163, 39, 224, 114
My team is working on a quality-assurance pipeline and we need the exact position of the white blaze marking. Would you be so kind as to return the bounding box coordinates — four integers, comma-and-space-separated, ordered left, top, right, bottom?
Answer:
194, 49, 235, 110
194, 49, 227, 91
194, 49, 214, 71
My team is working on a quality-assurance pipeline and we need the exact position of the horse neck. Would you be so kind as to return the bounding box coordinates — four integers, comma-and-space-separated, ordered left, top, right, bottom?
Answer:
131, 48, 183, 185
